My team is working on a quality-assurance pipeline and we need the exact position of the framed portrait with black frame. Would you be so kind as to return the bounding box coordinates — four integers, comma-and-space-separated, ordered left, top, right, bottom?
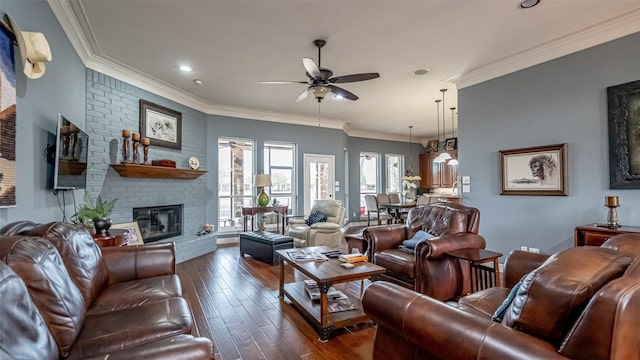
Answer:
608, 79, 640, 189
139, 99, 182, 150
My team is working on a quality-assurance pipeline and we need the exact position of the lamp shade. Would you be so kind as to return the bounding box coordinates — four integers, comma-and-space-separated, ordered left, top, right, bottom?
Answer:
254, 174, 272, 187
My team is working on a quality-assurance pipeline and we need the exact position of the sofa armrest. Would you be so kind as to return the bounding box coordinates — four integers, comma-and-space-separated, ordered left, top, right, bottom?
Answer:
364, 225, 407, 253
503, 250, 550, 288
362, 281, 566, 360
101, 242, 176, 284
417, 233, 486, 259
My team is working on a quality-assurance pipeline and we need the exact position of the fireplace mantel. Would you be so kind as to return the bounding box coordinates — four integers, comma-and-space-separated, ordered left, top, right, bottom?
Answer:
110, 164, 206, 179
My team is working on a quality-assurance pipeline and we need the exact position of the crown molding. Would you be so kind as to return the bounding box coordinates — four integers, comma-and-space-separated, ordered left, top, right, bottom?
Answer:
453, 9, 640, 89
48, 0, 404, 142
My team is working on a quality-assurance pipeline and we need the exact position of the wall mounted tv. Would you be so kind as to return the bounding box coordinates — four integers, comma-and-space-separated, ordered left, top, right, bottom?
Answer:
46, 115, 89, 190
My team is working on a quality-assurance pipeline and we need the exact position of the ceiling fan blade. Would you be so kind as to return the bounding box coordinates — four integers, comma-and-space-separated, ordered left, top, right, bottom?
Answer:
329, 85, 358, 101
258, 80, 308, 84
294, 88, 310, 103
329, 72, 380, 83
303, 57, 322, 79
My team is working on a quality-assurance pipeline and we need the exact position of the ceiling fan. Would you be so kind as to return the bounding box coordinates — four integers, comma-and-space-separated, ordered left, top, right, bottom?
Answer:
259, 39, 380, 103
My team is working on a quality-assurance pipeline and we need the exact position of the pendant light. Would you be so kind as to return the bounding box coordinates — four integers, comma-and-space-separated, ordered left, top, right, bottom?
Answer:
433, 99, 445, 163
448, 106, 459, 166
402, 126, 422, 180
435, 89, 452, 162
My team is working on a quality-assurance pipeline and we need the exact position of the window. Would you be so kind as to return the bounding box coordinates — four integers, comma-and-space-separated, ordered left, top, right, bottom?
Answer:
218, 138, 254, 230
264, 142, 295, 214
359, 152, 379, 215
385, 154, 404, 194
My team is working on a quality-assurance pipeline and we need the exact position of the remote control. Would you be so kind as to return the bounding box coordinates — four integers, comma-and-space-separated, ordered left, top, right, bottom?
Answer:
340, 263, 355, 269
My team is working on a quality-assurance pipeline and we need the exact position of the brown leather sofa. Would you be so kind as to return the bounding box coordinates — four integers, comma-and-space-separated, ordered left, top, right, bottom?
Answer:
362, 234, 640, 360
364, 202, 485, 301
0, 221, 213, 359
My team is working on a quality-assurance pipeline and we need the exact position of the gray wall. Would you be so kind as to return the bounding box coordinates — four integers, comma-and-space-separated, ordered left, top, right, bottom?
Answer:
459, 31, 640, 258
0, 0, 85, 224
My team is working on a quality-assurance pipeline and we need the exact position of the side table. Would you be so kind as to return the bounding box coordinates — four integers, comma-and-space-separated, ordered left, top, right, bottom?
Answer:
92, 229, 126, 248
446, 248, 503, 293
574, 224, 640, 247
242, 205, 288, 234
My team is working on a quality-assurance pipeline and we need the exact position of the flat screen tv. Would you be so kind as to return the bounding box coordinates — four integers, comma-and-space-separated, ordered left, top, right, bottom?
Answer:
46, 115, 89, 190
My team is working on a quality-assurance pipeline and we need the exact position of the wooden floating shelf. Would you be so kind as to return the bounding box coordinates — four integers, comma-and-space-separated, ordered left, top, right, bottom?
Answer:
110, 164, 207, 179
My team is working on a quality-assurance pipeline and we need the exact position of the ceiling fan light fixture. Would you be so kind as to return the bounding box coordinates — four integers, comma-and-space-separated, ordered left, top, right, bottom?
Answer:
310, 85, 329, 99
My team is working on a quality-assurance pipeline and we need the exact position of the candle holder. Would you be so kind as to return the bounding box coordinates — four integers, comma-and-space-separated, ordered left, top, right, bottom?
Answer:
606, 204, 619, 228
605, 195, 620, 229
142, 138, 150, 165
121, 131, 132, 164
132, 135, 141, 164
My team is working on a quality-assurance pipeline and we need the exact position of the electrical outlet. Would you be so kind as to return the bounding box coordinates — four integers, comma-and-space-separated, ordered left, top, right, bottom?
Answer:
530, 248, 541, 253
520, 246, 528, 252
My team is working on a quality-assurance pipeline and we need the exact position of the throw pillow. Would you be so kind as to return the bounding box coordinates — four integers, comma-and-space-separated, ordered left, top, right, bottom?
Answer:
402, 230, 434, 249
305, 211, 327, 226
491, 280, 522, 322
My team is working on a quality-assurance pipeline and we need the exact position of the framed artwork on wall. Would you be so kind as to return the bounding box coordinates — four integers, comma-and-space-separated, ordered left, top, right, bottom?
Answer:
607, 79, 640, 189
139, 99, 182, 150
425, 140, 439, 153
499, 143, 568, 196
445, 137, 457, 151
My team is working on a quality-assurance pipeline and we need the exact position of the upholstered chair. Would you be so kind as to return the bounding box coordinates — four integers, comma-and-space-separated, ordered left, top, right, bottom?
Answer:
364, 202, 485, 301
285, 199, 345, 248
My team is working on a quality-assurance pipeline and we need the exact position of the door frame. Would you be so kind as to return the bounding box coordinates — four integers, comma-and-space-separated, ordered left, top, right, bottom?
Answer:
303, 153, 335, 214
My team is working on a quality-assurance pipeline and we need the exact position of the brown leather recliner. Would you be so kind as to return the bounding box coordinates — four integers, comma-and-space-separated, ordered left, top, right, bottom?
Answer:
364, 202, 485, 301
362, 234, 640, 360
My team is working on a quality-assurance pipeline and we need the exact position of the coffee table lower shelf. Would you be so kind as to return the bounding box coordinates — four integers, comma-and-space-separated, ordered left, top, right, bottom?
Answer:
282, 282, 368, 341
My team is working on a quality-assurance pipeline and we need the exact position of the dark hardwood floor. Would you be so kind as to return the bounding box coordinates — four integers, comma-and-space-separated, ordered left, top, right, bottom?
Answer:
176, 244, 376, 360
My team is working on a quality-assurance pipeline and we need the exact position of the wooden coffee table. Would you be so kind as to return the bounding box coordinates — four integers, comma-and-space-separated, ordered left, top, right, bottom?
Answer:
276, 246, 386, 341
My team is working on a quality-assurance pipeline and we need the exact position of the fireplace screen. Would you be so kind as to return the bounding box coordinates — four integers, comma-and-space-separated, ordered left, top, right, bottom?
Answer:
133, 204, 182, 243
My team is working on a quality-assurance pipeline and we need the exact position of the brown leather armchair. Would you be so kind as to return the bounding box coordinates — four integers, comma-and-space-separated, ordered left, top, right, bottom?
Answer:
362, 234, 640, 360
364, 202, 485, 301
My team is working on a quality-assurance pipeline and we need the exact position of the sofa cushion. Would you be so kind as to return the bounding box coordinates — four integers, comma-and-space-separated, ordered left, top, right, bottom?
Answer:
25, 222, 109, 306
374, 249, 415, 279
87, 274, 183, 314
0, 261, 59, 360
69, 297, 193, 359
502, 247, 632, 345
457, 286, 511, 318
0, 236, 87, 357
305, 211, 327, 226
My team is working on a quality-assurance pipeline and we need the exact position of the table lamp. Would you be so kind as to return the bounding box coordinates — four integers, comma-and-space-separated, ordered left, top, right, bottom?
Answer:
255, 174, 272, 207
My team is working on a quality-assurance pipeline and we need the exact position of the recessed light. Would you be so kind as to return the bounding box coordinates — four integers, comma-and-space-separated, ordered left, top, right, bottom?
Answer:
519, 0, 540, 9
179, 65, 192, 72
414, 69, 430, 75
193, 79, 205, 85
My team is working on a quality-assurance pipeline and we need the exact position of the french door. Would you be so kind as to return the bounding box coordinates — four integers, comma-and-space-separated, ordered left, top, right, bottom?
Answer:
303, 154, 335, 214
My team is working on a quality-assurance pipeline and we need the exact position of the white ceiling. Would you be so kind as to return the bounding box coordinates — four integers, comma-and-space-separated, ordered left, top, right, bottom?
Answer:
50, 1, 640, 142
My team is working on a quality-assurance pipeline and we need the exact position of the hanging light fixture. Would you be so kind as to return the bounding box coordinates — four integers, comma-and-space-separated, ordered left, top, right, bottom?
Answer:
434, 89, 452, 163
448, 106, 459, 166
402, 126, 422, 180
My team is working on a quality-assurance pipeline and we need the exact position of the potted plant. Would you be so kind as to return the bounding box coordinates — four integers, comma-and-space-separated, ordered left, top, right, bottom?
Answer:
73, 193, 118, 235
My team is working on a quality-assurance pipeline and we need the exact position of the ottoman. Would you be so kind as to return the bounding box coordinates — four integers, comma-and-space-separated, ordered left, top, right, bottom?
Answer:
240, 231, 294, 265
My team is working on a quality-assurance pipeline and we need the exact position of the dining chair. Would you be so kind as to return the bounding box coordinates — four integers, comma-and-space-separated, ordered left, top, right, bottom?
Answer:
388, 192, 408, 223
364, 195, 394, 226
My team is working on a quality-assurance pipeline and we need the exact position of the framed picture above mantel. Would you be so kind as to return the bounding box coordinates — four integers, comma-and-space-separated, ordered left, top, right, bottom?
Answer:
607, 79, 640, 189
499, 143, 568, 196
139, 100, 182, 150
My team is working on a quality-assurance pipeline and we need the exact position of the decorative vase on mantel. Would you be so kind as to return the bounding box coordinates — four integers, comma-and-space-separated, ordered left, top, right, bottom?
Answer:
93, 217, 112, 236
